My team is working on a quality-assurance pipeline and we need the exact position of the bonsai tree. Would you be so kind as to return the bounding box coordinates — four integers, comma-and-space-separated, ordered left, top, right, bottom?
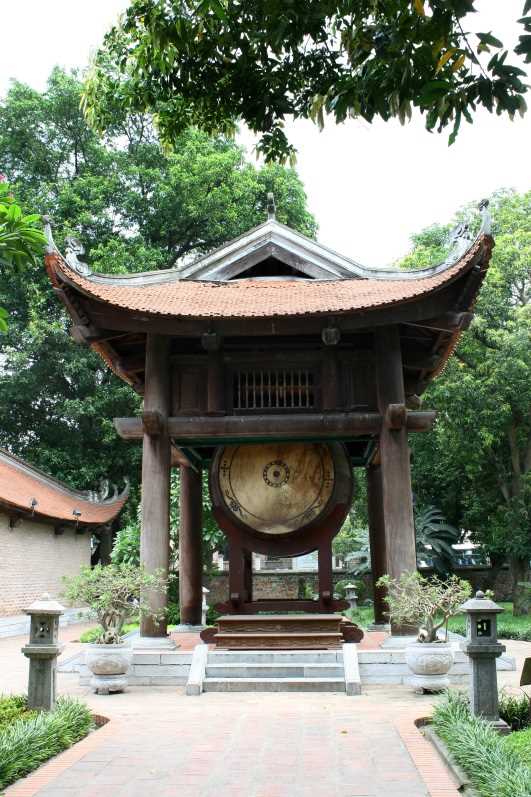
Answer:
63, 563, 167, 644
377, 571, 471, 643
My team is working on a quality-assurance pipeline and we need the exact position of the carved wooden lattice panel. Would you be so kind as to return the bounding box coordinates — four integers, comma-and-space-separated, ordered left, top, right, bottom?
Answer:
233, 368, 315, 411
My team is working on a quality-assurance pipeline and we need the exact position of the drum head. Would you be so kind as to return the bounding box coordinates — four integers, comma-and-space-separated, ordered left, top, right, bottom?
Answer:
215, 442, 335, 535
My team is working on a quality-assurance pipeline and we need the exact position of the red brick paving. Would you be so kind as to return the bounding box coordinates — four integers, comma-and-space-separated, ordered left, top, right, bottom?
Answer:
4, 690, 461, 797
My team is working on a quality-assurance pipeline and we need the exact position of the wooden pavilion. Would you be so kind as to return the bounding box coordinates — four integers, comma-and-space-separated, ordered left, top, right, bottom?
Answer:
44, 199, 493, 643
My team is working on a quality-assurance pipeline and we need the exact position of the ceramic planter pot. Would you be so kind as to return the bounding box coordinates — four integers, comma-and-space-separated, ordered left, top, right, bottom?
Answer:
85, 642, 132, 694
405, 641, 454, 692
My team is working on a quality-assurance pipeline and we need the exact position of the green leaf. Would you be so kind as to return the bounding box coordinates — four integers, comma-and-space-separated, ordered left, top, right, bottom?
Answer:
436, 48, 459, 73
477, 32, 504, 48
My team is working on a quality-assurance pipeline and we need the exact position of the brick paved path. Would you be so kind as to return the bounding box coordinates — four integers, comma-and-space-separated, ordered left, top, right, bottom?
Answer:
3, 627, 528, 797
5, 688, 458, 797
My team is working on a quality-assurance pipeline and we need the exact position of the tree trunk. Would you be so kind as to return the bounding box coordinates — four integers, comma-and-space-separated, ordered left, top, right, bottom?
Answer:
510, 556, 531, 616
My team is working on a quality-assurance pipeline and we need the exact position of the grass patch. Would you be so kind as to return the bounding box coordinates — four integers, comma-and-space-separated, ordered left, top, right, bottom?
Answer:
347, 601, 531, 640
448, 602, 531, 641
432, 690, 531, 797
504, 728, 531, 767
346, 605, 377, 628
0, 697, 93, 790
499, 690, 531, 731
0, 695, 36, 731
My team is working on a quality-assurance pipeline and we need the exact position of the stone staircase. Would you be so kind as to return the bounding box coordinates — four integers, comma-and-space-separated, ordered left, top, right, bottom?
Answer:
202, 649, 347, 692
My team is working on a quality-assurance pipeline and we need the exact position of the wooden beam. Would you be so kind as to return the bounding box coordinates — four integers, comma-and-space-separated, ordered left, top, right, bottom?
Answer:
115, 410, 436, 443
403, 352, 441, 370
385, 403, 407, 430
404, 311, 473, 333
142, 410, 164, 437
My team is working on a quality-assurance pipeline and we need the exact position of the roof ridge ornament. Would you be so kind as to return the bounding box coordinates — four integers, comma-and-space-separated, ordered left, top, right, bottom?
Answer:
42, 216, 57, 255
65, 236, 91, 276
478, 198, 491, 235
267, 192, 276, 221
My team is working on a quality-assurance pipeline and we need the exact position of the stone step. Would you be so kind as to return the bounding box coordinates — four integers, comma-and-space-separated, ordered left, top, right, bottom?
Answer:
203, 677, 345, 693
205, 663, 344, 678
214, 632, 343, 650
207, 650, 342, 664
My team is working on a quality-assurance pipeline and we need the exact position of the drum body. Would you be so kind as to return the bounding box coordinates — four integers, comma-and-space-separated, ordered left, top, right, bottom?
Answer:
209, 442, 353, 556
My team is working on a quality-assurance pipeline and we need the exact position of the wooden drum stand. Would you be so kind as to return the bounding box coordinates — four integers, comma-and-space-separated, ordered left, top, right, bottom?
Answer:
209, 441, 353, 614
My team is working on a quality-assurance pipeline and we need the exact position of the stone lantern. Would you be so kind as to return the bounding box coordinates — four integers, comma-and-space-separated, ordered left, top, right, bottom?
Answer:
461, 590, 509, 733
344, 583, 358, 610
21, 593, 65, 711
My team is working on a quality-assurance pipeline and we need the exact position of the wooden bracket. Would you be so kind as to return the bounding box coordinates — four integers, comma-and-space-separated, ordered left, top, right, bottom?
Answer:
385, 403, 408, 430
142, 410, 165, 437
8, 514, 22, 529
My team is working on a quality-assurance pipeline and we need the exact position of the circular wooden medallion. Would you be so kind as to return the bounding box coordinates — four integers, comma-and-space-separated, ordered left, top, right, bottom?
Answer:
216, 443, 335, 535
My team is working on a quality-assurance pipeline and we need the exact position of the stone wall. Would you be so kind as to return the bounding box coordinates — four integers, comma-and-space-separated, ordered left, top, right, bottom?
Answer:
206, 571, 351, 605
205, 565, 513, 606
0, 510, 91, 615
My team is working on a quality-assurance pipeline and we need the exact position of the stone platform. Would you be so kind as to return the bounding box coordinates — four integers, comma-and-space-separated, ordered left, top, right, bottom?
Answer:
70, 632, 515, 693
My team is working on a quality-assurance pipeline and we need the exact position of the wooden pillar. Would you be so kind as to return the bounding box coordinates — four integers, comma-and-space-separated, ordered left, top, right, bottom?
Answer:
318, 542, 334, 610
97, 526, 113, 565
179, 464, 203, 625
374, 326, 417, 632
140, 334, 171, 638
366, 465, 388, 625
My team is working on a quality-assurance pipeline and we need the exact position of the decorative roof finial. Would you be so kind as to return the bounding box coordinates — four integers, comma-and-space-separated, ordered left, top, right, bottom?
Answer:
42, 215, 57, 255
478, 198, 491, 235
64, 236, 91, 276
267, 192, 276, 221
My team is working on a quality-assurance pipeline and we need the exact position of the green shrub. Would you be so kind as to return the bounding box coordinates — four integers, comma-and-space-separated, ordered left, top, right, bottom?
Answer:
499, 691, 531, 731
79, 621, 139, 644
0, 696, 35, 730
432, 690, 531, 797
0, 697, 93, 789
504, 728, 531, 767
166, 602, 180, 625
110, 523, 141, 566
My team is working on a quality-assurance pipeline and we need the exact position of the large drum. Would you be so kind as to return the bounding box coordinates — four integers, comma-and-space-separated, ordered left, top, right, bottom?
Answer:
210, 442, 352, 555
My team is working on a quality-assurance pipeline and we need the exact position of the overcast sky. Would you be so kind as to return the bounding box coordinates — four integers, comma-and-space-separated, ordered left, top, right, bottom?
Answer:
1, 1, 529, 266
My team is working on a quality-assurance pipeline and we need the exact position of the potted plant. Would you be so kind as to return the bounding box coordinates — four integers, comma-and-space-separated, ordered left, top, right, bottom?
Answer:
63, 563, 167, 694
377, 571, 471, 692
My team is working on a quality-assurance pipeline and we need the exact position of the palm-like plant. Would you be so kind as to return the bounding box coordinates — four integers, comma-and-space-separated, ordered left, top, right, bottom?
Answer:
415, 505, 460, 573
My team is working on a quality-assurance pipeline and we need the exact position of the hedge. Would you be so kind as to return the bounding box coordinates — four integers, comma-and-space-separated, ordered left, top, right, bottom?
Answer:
432, 691, 531, 797
0, 697, 93, 790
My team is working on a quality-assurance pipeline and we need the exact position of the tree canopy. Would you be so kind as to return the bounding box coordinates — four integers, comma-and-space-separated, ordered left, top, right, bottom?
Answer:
0, 180, 45, 331
84, 1, 530, 161
0, 68, 315, 500
405, 189, 531, 613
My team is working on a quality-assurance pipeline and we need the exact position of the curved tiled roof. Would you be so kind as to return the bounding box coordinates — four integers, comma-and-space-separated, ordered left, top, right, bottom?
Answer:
0, 449, 128, 526
44, 204, 493, 321
46, 236, 490, 320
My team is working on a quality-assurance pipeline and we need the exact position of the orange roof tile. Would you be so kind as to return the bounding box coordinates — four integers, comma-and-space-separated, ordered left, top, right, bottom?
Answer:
46, 237, 491, 321
0, 450, 128, 526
